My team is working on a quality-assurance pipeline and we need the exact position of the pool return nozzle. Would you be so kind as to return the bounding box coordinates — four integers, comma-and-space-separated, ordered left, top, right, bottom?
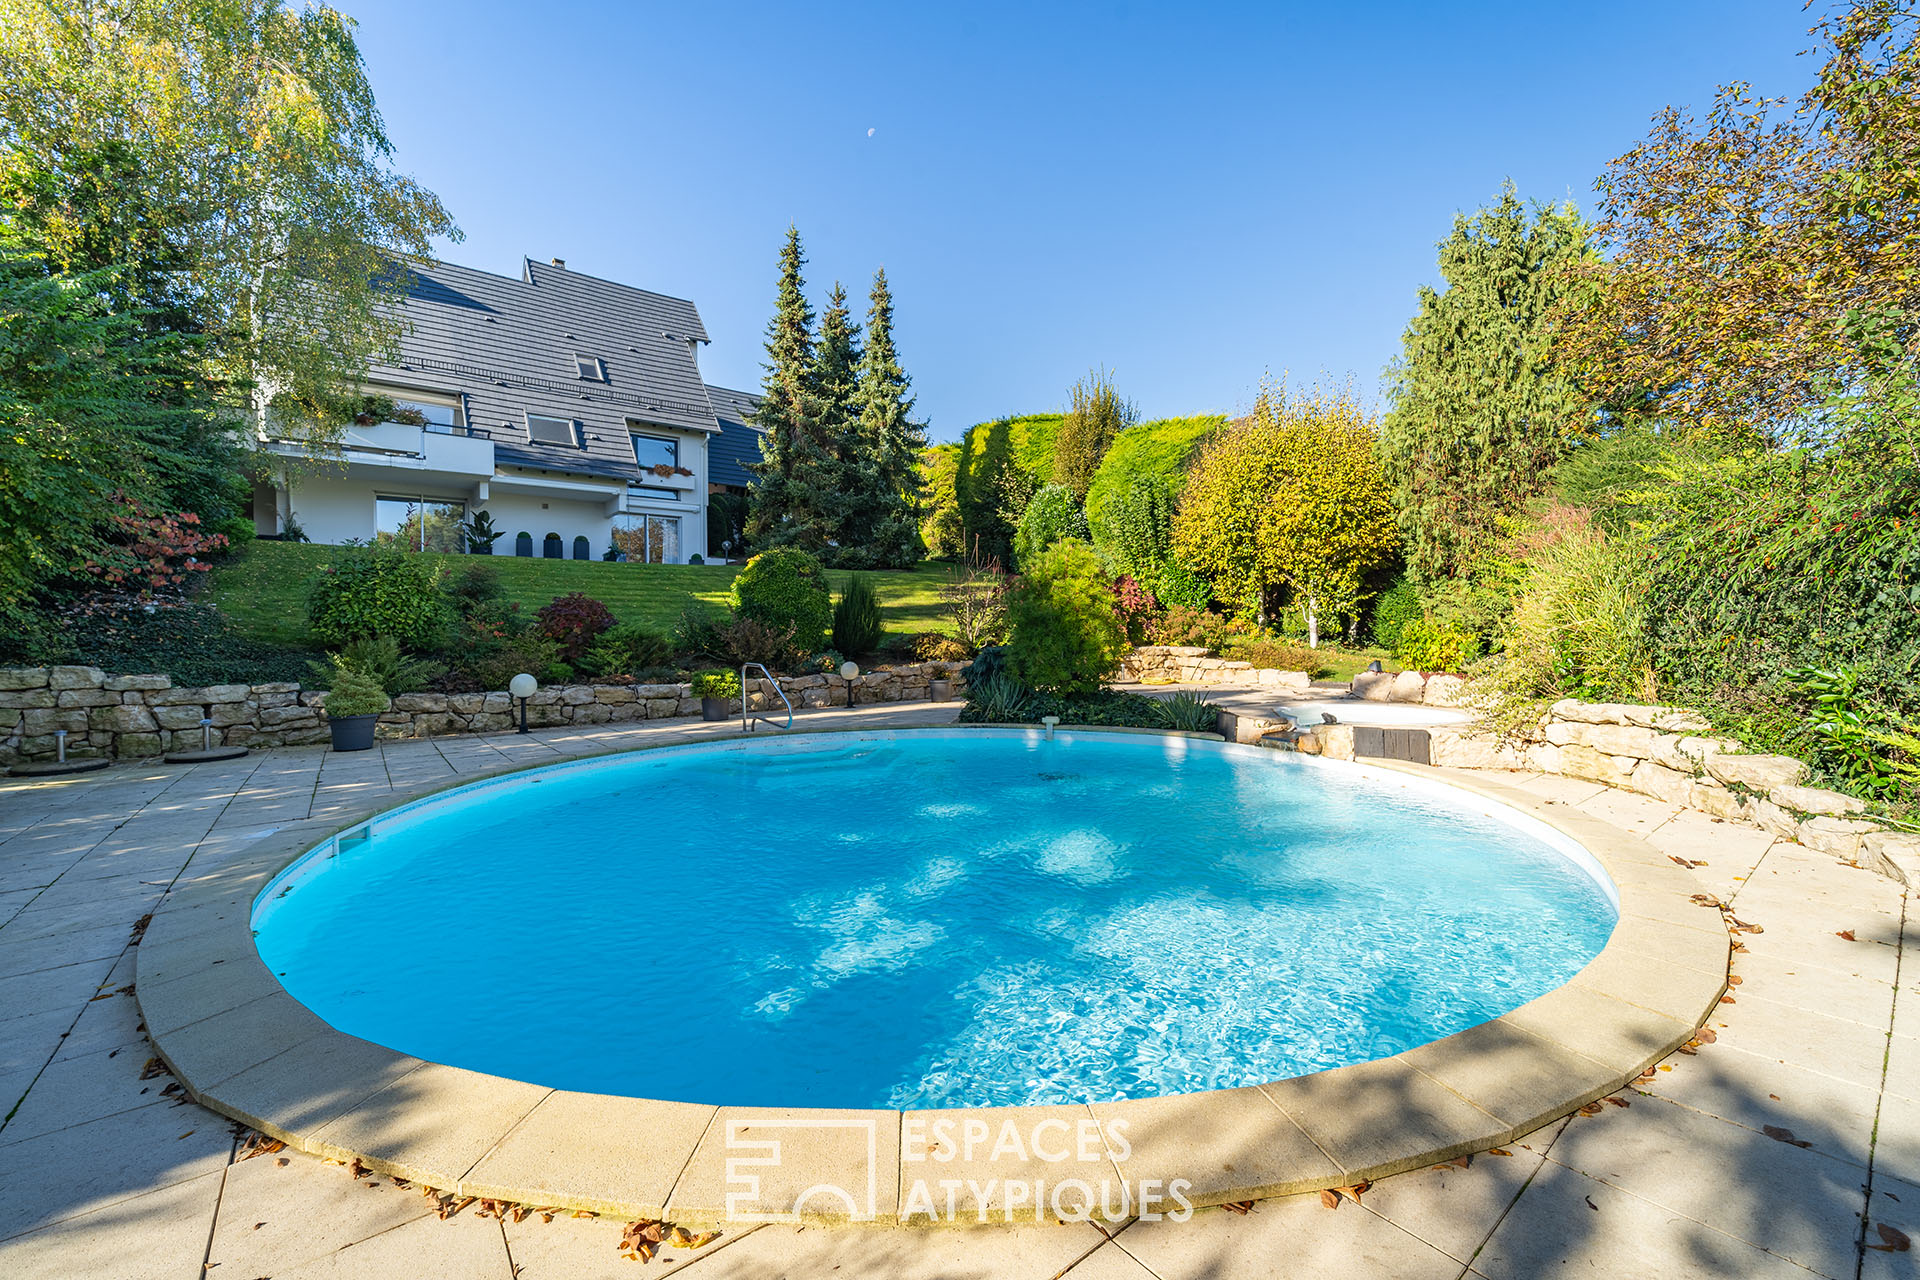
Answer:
1041, 715, 1061, 741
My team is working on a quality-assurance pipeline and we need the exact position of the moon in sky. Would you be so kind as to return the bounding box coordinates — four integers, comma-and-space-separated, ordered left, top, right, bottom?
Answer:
867, 128, 875, 137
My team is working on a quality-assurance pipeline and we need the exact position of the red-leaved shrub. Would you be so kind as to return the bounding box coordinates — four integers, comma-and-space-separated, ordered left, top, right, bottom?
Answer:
535, 592, 616, 663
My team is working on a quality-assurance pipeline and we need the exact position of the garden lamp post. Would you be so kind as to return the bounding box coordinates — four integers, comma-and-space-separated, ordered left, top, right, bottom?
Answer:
839, 660, 858, 710
509, 672, 537, 734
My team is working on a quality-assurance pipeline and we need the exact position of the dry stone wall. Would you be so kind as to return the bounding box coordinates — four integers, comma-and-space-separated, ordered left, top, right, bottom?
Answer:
0, 662, 970, 764
1309, 698, 1920, 885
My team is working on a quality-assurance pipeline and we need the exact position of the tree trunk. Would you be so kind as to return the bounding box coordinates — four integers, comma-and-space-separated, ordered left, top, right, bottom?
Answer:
1306, 591, 1319, 649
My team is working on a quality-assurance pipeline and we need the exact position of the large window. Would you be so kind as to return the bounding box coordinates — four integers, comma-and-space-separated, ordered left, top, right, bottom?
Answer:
631, 433, 677, 471
375, 496, 465, 553
389, 397, 459, 430
611, 514, 680, 564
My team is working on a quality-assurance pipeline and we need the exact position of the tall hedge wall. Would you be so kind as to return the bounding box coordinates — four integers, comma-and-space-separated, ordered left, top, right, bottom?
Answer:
1083, 414, 1226, 531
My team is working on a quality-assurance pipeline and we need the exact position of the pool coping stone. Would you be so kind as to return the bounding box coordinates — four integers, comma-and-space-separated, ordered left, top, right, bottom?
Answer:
136, 727, 1727, 1228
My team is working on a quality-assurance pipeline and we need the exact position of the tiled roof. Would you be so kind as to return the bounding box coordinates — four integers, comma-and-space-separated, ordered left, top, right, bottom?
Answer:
704, 382, 766, 489
372, 256, 722, 482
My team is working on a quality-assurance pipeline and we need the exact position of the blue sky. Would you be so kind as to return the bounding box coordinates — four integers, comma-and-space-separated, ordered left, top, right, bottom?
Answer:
349, 1, 1818, 441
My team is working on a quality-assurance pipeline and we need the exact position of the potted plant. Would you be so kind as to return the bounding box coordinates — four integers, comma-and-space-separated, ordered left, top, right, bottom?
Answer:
323, 666, 390, 751
691, 668, 740, 721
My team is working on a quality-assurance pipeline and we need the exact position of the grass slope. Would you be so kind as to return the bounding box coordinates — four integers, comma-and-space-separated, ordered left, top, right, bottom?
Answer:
207, 542, 959, 649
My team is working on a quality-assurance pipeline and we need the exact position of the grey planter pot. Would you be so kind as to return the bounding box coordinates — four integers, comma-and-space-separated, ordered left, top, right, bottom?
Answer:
930, 680, 953, 703
701, 696, 731, 722
328, 713, 380, 752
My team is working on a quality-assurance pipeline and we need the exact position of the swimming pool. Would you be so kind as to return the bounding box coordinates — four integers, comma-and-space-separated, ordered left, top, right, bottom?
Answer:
252, 729, 1617, 1110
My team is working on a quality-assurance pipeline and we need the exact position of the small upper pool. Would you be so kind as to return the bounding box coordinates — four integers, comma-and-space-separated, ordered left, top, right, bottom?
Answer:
252, 729, 1617, 1110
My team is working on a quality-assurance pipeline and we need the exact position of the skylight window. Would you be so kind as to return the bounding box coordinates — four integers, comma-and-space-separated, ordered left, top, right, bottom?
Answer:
575, 354, 606, 381
526, 413, 578, 446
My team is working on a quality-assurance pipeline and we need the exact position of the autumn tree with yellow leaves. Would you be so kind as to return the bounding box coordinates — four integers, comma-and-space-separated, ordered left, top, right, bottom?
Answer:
1172, 380, 1398, 647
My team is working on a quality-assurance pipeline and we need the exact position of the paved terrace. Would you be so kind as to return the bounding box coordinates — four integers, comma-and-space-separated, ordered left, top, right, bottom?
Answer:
0, 701, 1913, 1279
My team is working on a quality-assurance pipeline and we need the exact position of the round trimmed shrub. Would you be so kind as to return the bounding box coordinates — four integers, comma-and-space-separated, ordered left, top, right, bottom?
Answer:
306, 550, 448, 651
730, 548, 831, 650
1006, 539, 1127, 695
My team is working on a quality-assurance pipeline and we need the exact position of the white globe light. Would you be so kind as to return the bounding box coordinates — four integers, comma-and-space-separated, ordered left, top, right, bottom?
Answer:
508, 672, 538, 700
839, 661, 859, 680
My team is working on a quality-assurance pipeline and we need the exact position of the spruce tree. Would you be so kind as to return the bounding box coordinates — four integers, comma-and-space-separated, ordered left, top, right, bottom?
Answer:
850, 267, 929, 567
1379, 185, 1597, 582
810, 281, 863, 560
746, 227, 839, 552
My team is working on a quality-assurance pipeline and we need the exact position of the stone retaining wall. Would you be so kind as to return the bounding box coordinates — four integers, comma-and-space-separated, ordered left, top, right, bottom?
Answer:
0, 662, 969, 763
1123, 646, 1467, 705
1308, 698, 1920, 884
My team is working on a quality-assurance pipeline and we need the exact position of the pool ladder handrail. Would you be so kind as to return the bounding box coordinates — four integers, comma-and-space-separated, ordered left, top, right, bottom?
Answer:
739, 662, 793, 732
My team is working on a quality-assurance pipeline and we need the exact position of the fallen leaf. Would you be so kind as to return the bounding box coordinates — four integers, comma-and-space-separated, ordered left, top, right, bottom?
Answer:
1727, 975, 1743, 985
1585, 1195, 1599, 1211
1221, 1201, 1254, 1215
1319, 1189, 1341, 1210
1337, 1182, 1370, 1206
1447, 1155, 1472, 1169
1721, 995, 1737, 1004
1488, 1148, 1512, 1157
1605, 1097, 1630, 1108
1659, 1064, 1674, 1072
1695, 1027, 1718, 1043
1869, 1222, 1912, 1252
1762, 1125, 1813, 1149
1835, 930, 1856, 941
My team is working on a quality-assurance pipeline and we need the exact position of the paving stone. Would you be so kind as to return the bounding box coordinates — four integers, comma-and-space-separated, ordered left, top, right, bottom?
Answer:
503, 1213, 740, 1278
667, 1107, 903, 1225
0, 1035, 176, 1147
258, 1207, 512, 1280
306, 1061, 550, 1191
205, 1144, 432, 1276
1087, 1084, 1340, 1209
1706, 992, 1894, 1090
1542, 1092, 1868, 1277
665, 1218, 1112, 1278
1358, 1120, 1559, 1263
0, 1167, 222, 1280
1639, 1045, 1881, 1168
1475, 1157, 1820, 1279
1861, 1174, 1920, 1280
464, 1089, 716, 1217
0, 1096, 235, 1239
1117, 1192, 1463, 1279
0, 955, 116, 1025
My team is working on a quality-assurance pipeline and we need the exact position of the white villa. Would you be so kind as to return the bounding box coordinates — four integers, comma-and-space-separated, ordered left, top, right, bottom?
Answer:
249, 254, 763, 563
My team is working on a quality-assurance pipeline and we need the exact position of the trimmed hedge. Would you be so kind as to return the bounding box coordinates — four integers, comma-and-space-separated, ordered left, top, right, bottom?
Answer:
1084, 413, 1225, 533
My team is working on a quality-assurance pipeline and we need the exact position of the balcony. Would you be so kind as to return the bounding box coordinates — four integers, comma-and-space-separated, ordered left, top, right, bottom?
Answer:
264, 420, 497, 487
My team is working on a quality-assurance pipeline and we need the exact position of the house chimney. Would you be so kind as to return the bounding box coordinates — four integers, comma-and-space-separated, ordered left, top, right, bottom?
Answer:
550, 257, 566, 268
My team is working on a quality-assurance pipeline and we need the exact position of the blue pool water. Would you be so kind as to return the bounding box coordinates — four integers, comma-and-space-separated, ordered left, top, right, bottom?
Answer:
253, 730, 1616, 1109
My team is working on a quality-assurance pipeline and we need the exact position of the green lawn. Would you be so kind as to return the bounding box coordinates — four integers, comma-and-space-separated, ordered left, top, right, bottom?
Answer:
206, 541, 960, 649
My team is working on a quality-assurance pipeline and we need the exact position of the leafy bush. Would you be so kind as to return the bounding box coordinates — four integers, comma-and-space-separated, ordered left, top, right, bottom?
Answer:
691, 668, 741, 699
1787, 665, 1920, 803
911, 631, 970, 662
961, 643, 1009, 687
446, 561, 504, 618
715, 617, 803, 672
959, 682, 1189, 729
1395, 619, 1484, 674
318, 662, 388, 719
1237, 639, 1321, 675
308, 635, 439, 694
1151, 561, 1211, 611
580, 622, 672, 677
673, 606, 729, 659
1368, 574, 1422, 651
1156, 691, 1222, 733
306, 549, 448, 650
1147, 604, 1227, 652
830, 573, 885, 656
1005, 539, 1127, 695
956, 413, 1062, 565
1085, 415, 1223, 542
1091, 473, 1175, 578
535, 592, 617, 664
1012, 484, 1089, 569
730, 548, 831, 649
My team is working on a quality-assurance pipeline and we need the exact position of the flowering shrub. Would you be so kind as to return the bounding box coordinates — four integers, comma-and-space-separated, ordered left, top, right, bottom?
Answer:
536, 592, 617, 663
79, 499, 228, 598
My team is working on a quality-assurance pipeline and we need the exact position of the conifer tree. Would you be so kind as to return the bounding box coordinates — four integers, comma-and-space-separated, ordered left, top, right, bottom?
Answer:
811, 280, 863, 555
849, 267, 928, 567
746, 227, 839, 552
1380, 185, 1597, 582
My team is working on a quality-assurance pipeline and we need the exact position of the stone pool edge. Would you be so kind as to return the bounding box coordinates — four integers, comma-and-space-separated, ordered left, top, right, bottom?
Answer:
135, 730, 1727, 1229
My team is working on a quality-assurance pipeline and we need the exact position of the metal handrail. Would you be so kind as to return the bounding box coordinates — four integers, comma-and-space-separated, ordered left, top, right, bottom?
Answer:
739, 663, 793, 732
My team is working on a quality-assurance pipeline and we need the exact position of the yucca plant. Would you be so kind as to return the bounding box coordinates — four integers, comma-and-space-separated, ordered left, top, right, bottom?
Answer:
1156, 691, 1221, 733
